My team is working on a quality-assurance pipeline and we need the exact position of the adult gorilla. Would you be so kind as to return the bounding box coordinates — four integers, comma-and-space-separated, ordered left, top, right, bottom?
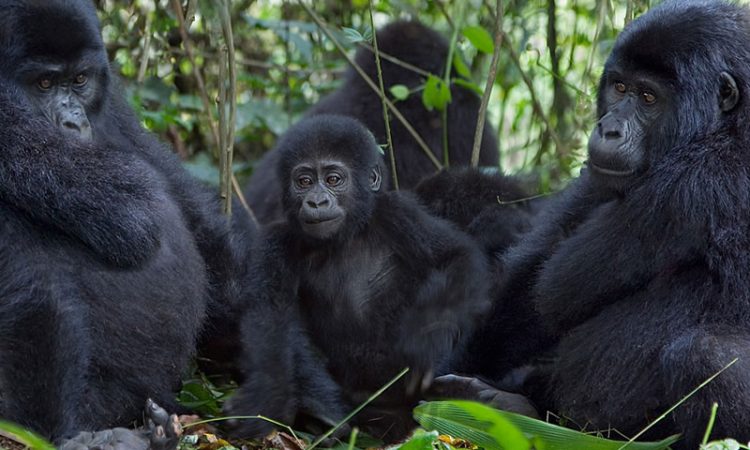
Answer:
245, 21, 500, 224
0, 0, 245, 444
487, 0, 750, 446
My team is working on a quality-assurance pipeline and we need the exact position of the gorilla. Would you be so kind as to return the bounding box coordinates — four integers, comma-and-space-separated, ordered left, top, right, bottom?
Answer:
227, 115, 490, 442
476, 1, 750, 447
414, 168, 535, 260
245, 20, 500, 224
0, 0, 246, 444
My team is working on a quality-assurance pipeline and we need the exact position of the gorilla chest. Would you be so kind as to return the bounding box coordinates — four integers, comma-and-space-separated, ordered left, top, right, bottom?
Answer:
299, 244, 398, 320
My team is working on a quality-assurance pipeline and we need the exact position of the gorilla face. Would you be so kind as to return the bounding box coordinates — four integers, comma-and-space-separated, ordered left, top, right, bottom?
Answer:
3, 0, 110, 143
291, 159, 350, 240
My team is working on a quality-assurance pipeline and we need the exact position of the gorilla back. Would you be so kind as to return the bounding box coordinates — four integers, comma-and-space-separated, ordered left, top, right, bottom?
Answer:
497, 1, 750, 447
0, 0, 210, 440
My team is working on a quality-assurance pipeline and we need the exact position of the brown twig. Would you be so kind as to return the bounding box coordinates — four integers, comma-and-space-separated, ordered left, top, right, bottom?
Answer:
170, 0, 256, 223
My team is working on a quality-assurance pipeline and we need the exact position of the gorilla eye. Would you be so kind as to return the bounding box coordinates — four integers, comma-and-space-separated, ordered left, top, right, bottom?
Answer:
642, 92, 656, 104
614, 81, 627, 93
37, 78, 52, 90
297, 175, 314, 188
326, 174, 342, 186
73, 74, 88, 86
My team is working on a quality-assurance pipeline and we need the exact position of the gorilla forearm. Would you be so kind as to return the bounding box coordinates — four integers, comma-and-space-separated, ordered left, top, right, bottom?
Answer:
0, 86, 162, 268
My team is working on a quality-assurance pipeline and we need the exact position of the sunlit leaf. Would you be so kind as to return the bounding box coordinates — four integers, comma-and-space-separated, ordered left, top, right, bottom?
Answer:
453, 54, 472, 79
422, 75, 451, 111
462, 26, 494, 54
389, 84, 410, 100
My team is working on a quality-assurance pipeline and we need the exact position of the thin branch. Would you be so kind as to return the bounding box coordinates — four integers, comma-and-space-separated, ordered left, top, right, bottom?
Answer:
170, 0, 256, 223
217, 0, 237, 216
500, 34, 566, 162
369, 2, 398, 190
357, 44, 431, 78
441, 2, 465, 167
471, 0, 504, 167
136, 12, 152, 84
297, 0, 442, 171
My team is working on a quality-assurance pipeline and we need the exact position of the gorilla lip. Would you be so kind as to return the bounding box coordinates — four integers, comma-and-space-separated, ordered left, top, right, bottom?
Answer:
588, 162, 635, 177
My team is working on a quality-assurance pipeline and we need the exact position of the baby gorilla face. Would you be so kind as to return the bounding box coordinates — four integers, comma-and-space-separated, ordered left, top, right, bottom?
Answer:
291, 159, 349, 240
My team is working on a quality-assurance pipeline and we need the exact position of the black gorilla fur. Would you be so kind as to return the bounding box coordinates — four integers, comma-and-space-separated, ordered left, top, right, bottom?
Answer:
0, 0, 247, 442
244, 20, 500, 224
414, 168, 549, 380
492, 1, 750, 446
228, 115, 490, 442
414, 168, 534, 260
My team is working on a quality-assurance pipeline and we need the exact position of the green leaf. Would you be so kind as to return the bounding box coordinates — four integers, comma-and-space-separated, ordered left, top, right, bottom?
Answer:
0, 420, 55, 450
414, 401, 680, 450
414, 401, 530, 450
462, 25, 494, 54
342, 26, 366, 44
421, 75, 452, 112
453, 54, 472, 79
453, 78, 483, 96
395, 429, 440, 450
389, 84, 410, 101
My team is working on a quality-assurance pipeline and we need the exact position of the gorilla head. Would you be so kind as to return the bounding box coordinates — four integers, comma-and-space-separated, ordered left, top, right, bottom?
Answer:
278, 115, 385, 241
587, 0, 749, 193
0, 0, 110, 141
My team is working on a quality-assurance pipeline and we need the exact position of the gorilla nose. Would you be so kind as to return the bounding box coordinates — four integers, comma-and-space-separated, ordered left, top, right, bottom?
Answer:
306, 196, 330, 209
597, 116, 628, 142
60, 110, 93, 141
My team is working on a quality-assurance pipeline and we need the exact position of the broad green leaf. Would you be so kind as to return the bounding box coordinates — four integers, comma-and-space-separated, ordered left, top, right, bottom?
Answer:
414, 401, 530, 450
414, 401, 680, 450
453, 54, 472, 79
462, 26, 494, 54
389, 84, 410, 101
421, 75, 452, 112
0, 420, 55, 450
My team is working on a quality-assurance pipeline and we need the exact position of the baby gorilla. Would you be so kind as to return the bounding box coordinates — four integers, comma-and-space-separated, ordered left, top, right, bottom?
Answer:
228, 115, 490, 442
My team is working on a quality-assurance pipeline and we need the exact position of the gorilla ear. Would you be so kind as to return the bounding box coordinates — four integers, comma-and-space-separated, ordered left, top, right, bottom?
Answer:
370, 165, 382, 192
719, 71, 739, 112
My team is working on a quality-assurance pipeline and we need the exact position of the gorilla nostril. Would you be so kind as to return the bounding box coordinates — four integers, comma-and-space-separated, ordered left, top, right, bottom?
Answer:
62, 120, 81, 132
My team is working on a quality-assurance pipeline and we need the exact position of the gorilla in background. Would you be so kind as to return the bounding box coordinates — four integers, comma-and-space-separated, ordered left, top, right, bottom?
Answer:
227, 115, 490, 442
0, 0, 248, 444
245, 20, 500, 224
414, 168, 535, 261
470, 1, 750, 447
414, 168, 552, 383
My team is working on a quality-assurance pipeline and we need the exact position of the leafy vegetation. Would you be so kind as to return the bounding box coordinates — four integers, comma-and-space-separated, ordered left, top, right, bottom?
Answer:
94, 0, 654, 194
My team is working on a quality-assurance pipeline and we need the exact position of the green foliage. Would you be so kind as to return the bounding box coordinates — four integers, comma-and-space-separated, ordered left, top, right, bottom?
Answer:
413, 401, 680, 450
462, 25, 494, 54
0, 420, 55, 450
96, 0, 634, 189
422, 75, 452, 112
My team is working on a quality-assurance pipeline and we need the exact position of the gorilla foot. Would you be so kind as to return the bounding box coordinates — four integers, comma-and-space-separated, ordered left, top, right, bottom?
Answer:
429, 374, 539, 418
59, 399, 182, 450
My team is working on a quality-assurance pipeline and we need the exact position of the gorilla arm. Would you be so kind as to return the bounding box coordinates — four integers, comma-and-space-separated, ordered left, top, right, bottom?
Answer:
376, 192, 491, 388
228, 226, 347, 438
0, 81, 162, 268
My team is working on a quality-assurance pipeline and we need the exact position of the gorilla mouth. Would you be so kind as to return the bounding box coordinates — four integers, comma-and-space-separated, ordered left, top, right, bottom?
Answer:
303, 215, 342, 225
589, 162, 635, 177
